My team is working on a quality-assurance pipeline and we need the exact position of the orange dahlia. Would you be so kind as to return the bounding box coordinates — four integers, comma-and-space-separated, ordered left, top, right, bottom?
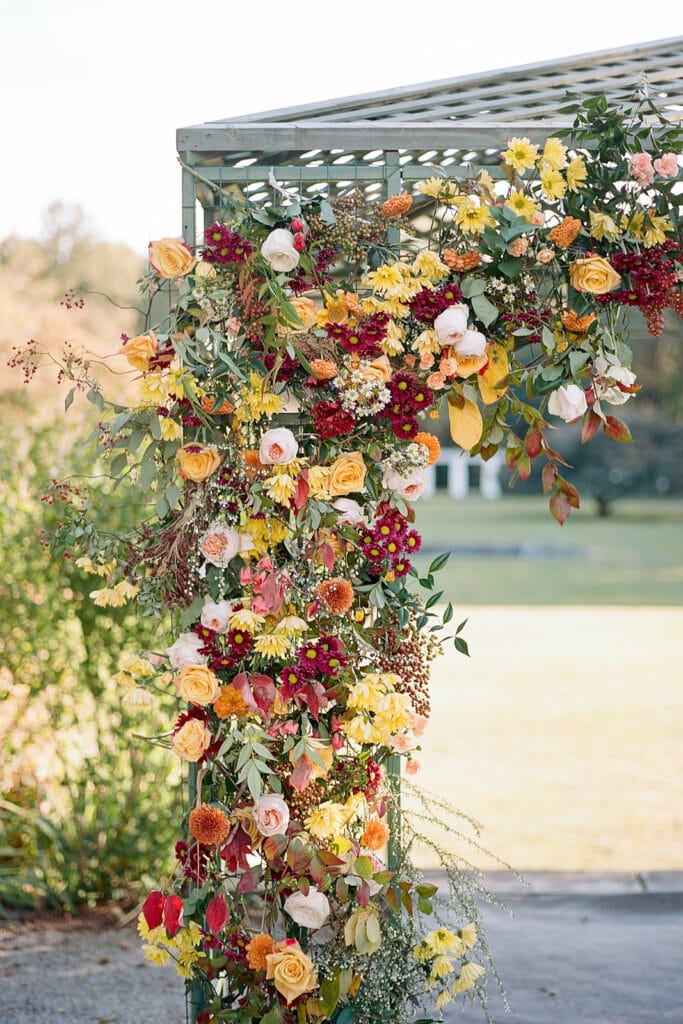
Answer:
414, 431, 441, 466
188, 804, 231, 847
316, 578, 354, 614
361, 819, 390, 851
213, 685, 249, 720
547, 216, 582, 248
201, 395, 235, 415
246, 933, 276, 971
442, 249, 481, 272
381, 193, 413, 217
309, 358, 338, 381
560, 310, 596, 333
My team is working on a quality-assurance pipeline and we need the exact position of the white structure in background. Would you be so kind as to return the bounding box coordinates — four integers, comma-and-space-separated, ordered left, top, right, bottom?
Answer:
422, 449, 504, 500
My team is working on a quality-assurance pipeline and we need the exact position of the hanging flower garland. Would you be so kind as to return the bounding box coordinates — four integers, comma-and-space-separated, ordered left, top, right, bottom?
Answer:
19, 93, 683, 1024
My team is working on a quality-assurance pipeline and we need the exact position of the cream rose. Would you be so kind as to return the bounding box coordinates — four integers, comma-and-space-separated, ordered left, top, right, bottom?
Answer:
261, 229, 300, 273
176, 445, 222, 483
357, 355, 392, 384
569, 255, 621, 295
201, 598, 232, 633
166, 632, 208, 669
434, 304, 469, 346
171, 719, 212, 762
259, 427, 299, 465
451, 328, 487, 359
265, 940, 317, 1004
174, 664, 221, 706
327, 452, 367, 497
382, 468, 427, 501
332, 498, 365, 526
254, 794, 290, 836
199, 523, 246, 568
149, 238, 195, 279
547, 384, 588, 422
283, 889, 331, 930
119, 331, 158, 372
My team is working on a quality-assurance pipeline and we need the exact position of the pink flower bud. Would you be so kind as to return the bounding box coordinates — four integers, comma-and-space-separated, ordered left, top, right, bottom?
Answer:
291, 218, 305, 233
293, 232, 306, 252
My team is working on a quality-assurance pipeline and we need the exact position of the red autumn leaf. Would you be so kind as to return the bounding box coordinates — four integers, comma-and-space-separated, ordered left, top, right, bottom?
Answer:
603, 415, 633, 443
205, 894, 229, 935
289, 754, 313, 793
542, 462, 558, 495
582, 409, 602, 444
549, 490, 571, 526
320, 542, 336, 573
163, 893, 184, 936
559, 479, 580, 509
517, 452, 532, 480
524, 429, 543, 459
236, 866, 261, 895
505, 446, 519, 470
141, 890, 165, 930
221, 821, 253, 873
294, 473, 310, 510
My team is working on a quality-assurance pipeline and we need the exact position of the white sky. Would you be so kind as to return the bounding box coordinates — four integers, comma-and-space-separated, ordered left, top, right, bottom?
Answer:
2, 0, 682, 253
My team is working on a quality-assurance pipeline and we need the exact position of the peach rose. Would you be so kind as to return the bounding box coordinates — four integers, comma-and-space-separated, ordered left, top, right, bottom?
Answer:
278, 296, 318, 333
259, 427, 298, 465
654, 153, 679, 178
176, 445, 222, 482
119, 331, 158, 372
149, 238, 195, 278
357, 355, 392, 384
327, 452, 367, 496
171, 719, 212, 762
382, 469, 427, 501
569, 255, 621, 295
536, 248, 555, 263
629, 152, 655, 187
265, 940, 317, 1004
254, 794, 290, 836
199, 523, 248, 568
174, 664, 221, 706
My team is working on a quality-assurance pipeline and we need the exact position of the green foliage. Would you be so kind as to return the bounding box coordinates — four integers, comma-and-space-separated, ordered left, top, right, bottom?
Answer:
0, 424, 179, 911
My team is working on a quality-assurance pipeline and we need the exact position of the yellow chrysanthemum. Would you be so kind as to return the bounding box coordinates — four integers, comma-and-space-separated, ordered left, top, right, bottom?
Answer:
380, 320, 405, 356
305, 800, 348, 839
502, 137, 539, 174
417, 177, 461, 205
265, 472, 297, 504
540, 138, 568, 171
425, 928, 463, 954
90, 586, 127, 608
363, 264, 406, 297
540, 168, 566, 201
454, 198, 494, 235
307, 465, 330, 500
228, 608, 266, 633
435, 990, 454, 1011
115, 580, 139, 600
274, 615, 308, 637
137, 372, 169, 406
137, 913, 165, 944
566, 155, 587, 192
477, 169, 496, 197
589, 210, 621, 242
459, 922, 478, 949
342, 791, 366, 823
142, 943, 170, 966
253, 633, 293, 659
120, 653, 155, 677
625, 210, 673, 247
412, 249, 450, 281
429, 955, 457, 980
122, 686, 157, 710
375, 690, 412, 733
361, 295, 410, 320
345, 715, 382, 746
236, 373, 284, 421
159, 417, 183, 442
505, 189, 540, 222
166, 369, 204, 400
76, 556, 116, 577
413, 329, 441, 356
347, 679, 383, 713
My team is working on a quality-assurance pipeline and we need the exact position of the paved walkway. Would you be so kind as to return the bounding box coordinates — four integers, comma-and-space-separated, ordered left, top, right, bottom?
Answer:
1, 875, 682, 1024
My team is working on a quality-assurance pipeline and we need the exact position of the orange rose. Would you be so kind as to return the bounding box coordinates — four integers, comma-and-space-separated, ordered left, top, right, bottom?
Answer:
327, 452, 367, 497
174, 664, 221, 706
149, 238, 195, 278
119, 332, 158, 372
265, 940, 317, 1004
569, 255, 621, 295
171, 719, 212, 761
176, 444, 221, 482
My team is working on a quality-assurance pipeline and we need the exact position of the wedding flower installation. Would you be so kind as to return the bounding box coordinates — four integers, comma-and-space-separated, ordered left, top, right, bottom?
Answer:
19, 93, 681, 1023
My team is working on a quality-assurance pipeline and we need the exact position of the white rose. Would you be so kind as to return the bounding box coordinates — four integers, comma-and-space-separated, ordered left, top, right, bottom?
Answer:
451, 328, 487, 359
254, 794, 290, 836
593, 355, 636, 406
283, 889, 331, 930
434, 304, 469, 346
199, 523, 246, 568
381, 468, 427, 501
547, 384, 588, 422
166, 632, 208, 669
261, 228, 300, 273
201, 598, 232, 633
332, 498, 365, 526
259, 427, 299, 465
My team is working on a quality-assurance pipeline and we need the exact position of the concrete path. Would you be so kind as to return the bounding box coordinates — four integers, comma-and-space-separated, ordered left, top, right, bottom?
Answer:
1, 876, 682, 1024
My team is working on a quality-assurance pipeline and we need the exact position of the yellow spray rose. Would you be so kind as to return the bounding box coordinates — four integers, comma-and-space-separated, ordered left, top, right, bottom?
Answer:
171, 719, 212, 762
119, 331, 158, 372
174, 664, 221, 706
265, 941, 317, 1004
149, 238, 195, 278
356, 355, 392, 384
569, 255, 621, 295
176, 444, 222, 482
327, 452, 366, 496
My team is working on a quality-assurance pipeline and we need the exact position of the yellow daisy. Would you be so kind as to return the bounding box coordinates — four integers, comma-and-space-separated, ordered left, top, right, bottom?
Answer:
502, 137, 539, 174
505, 189, 540, 222
589, 210, 621, 242
540, 138, 568, 171
540, 168, 567, 201
566, 155, 587, 192
454, 198, 494, 235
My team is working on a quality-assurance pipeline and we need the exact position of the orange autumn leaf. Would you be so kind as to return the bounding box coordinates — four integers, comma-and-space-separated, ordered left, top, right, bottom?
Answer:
478, 343, 509, 404
448, 396, 483, 451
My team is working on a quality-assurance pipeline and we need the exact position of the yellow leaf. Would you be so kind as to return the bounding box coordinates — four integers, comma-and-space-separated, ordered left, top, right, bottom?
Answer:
478, 343, 509, 404
448, 397, 483, 451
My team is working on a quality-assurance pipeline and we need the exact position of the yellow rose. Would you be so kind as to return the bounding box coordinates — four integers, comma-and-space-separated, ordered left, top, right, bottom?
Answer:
171, 719, 212, 762
569, 255, 621, 295
149, 238, 195, 278
356, 355, 392, 384
265, 941, 317, 1004
119, 332, 158, 372
278, 296, 319, 334
174, 664, 221, 706
327, 452, 366, 497
176, 444, 222, 482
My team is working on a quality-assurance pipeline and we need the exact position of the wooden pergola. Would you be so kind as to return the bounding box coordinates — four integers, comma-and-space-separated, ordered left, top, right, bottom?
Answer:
177, 36, 683, 243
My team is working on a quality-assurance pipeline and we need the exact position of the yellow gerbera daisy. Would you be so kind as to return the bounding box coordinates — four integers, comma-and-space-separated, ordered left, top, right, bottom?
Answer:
540, 138, 568, 171
502, 137, 539, 174
454, 198, 494, 235
505, 189, 540, 222
540, 168, 567, 201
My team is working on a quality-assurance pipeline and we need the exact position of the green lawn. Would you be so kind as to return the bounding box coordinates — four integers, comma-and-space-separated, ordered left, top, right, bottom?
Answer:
411, 495, 683, 605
